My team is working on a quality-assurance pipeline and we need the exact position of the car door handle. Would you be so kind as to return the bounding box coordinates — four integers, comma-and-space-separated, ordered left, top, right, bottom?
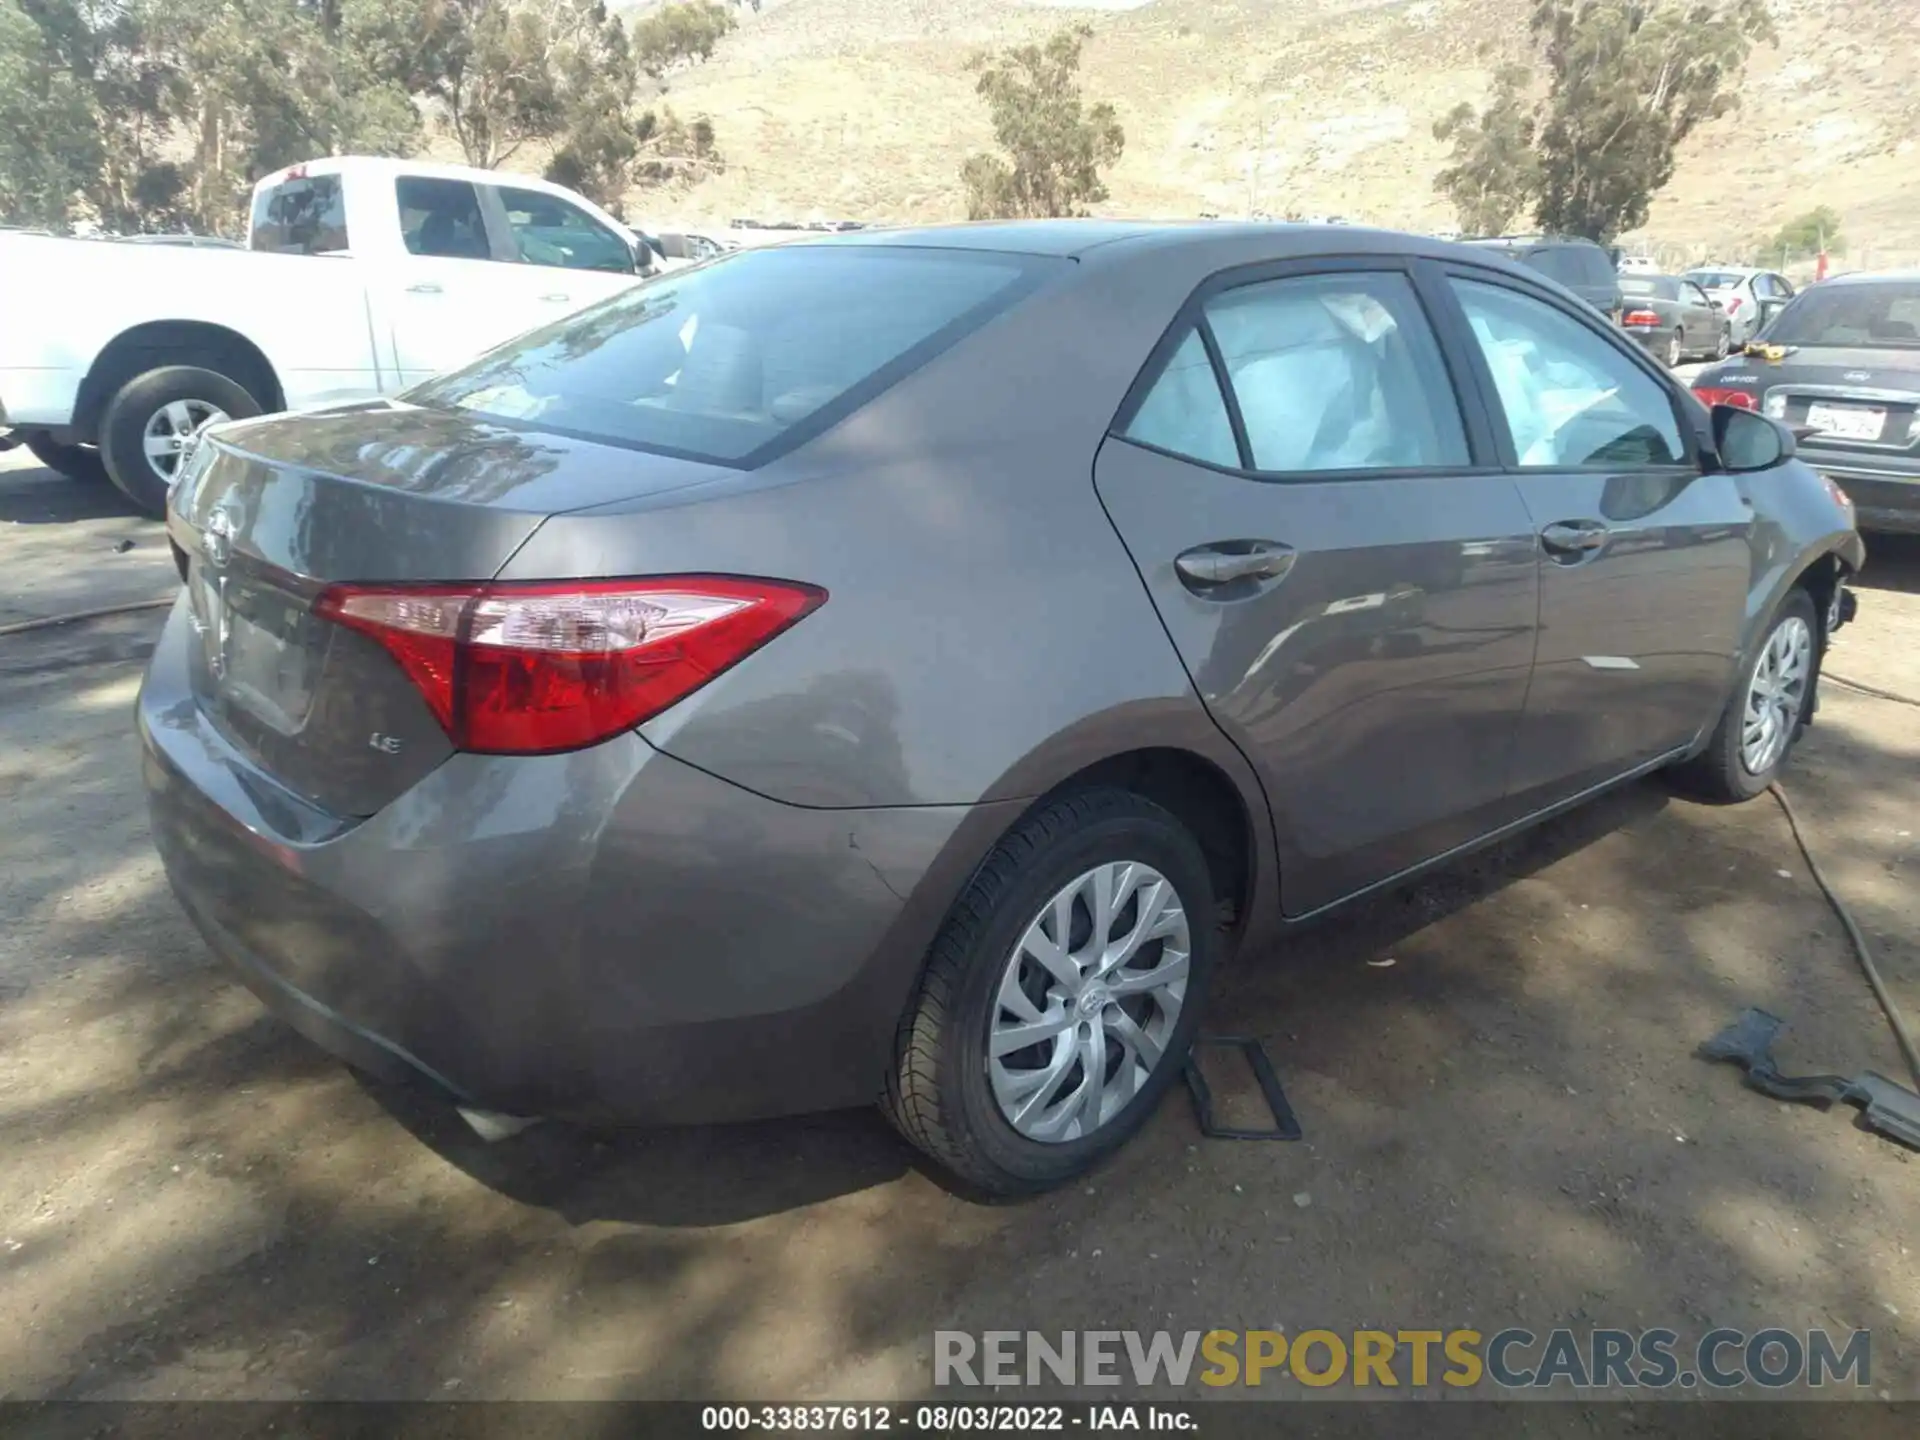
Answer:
539, 292, 572, 303
406, 282, 444, 295
1540, 521, 1609, 556
1174, 541, 1295, 589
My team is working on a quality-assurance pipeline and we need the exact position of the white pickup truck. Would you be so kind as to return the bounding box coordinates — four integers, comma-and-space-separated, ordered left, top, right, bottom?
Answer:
0, 157, 664, 514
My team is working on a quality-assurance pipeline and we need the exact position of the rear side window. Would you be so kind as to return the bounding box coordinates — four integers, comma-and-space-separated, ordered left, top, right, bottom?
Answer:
1450, 278, 1686, 467
1621, 277, 1678, 300
410, 246, 1049, 464
397, 177, 491, 260
1122, 330, 1240, 469
1207, 272, 1469, 473
250, 176, 348, 255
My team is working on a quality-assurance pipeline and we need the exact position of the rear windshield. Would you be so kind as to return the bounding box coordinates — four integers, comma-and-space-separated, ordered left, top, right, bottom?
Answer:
1686, 270, 1746, 290
1620, 276, 1679, 299
409, 245, 1050, 464
1523, 244, 1616, 290
250, 175, 349, 255
1763, 281, 1920, 348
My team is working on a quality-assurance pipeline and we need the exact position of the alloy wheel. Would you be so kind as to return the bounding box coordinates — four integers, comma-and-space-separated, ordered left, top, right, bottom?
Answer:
1667, 332, 1683, 367
143, 399, 228, 487
1740, 615, 1812, 775
987, 860, 1191, 1143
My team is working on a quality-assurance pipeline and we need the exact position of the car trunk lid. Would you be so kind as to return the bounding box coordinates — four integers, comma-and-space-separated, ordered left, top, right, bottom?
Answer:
166, 401, 739, 817
1738, 347, 1920, 454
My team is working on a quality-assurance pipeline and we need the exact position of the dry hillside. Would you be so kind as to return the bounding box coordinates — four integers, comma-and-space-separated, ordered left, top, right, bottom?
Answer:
626, 0, 1920, 266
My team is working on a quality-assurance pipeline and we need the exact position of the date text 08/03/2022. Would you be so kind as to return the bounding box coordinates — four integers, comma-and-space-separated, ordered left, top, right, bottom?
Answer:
701, 1404, 1194, 1432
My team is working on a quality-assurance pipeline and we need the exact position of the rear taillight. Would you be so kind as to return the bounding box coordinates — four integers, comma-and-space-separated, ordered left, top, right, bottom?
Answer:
1623, 309, 1661, 327
1693, 386, 1757, 410
315, 577, 825, 755
1724, 296, 1744, 314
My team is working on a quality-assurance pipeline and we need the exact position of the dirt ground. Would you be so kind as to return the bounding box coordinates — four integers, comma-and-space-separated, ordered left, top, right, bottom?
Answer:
2, 448, 1918, 1403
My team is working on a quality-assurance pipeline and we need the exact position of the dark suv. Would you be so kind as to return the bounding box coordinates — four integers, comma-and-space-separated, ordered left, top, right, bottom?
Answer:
1464, 235, 1624, 323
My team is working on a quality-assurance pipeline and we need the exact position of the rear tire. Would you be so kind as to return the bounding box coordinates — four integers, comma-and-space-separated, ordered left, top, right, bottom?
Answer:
1715, 325, 1731, 359
1666, 330, 1684, 367
1671, 589, 1820, 803
98, 365, 261, 517
24, 433, 109, 484
883, 788, 1218, 1196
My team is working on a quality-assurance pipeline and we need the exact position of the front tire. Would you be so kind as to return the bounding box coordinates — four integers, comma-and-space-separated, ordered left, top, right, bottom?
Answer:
98, 366, 261, 517
23, 432, 109, 484
883, 788, 1218, 1195
1672, 589, 1820, 803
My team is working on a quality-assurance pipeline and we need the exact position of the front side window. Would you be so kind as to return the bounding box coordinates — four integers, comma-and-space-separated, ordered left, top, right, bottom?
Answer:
396, 177, 491, 261
410, 245, 1049, 464
1450, 278, 1686, 467
250, 175, 348, 255
1205, 272, 1469, 473
496, 186, 634, 273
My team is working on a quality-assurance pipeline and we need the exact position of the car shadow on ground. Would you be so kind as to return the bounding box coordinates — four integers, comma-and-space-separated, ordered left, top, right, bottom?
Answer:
0, 462, 142, 525
1858, 531, 1920, 596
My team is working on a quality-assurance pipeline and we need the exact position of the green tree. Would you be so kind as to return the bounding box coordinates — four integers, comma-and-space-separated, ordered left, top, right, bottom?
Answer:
0, 0, 100, 226
961, 25, 1124, 220
1764, 205, 1844, 261
1529, 0, 1774, 241
1433, 63, 1541, 236
1433, 1, 1773, 244
629, 0, 733, 78
543, 1, 729, 216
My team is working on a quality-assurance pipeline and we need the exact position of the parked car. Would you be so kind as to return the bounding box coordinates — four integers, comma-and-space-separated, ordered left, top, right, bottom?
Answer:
140, 223, 1861, 1195
1619, 273, 1732, 365
0, 156, 662, 514
1463, 234, 1624, 322
1690, 269, 1920, 534
1682, 266, 1796, 347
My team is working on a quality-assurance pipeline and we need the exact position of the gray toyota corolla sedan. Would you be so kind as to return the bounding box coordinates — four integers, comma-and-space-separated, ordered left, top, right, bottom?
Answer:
140, 222, 1863, 1195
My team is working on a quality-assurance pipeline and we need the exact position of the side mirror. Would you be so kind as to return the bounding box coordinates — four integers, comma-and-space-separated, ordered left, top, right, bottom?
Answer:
1711, 404, 1794, 473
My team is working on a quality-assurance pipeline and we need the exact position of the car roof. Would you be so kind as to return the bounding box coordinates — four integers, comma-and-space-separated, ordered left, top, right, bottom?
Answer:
1818, 268, 1920, 287
781, 218, 1523, 267
1686, 265, 1764, 277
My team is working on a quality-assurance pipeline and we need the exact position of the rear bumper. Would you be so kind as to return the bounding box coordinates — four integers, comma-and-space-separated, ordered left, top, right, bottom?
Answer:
1802, 453, 1920, 535
139, 598, 995, 1126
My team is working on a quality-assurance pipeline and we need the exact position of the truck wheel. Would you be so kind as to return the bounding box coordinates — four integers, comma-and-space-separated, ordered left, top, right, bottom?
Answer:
24, 433, 109, 484
99, 366, 261, 517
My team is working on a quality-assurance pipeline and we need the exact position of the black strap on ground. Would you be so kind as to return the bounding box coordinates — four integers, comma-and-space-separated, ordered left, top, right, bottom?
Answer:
1183, 1035, 1303, 1141
1698, 1007, 1920, 1150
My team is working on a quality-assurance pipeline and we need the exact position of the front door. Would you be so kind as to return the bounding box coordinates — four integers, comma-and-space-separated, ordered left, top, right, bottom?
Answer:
387, 175, 531, 384
1094, 262, 1540, 917
1435, 270, 1753, 806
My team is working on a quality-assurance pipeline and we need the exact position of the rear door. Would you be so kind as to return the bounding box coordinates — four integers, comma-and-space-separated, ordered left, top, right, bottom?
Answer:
1432, 267, 1752, 807
1679, 280, 1719, 351
1093, 260, 1541, 916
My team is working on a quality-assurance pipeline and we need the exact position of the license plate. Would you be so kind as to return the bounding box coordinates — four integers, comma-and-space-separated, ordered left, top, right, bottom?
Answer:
1805, 402, 1886, 441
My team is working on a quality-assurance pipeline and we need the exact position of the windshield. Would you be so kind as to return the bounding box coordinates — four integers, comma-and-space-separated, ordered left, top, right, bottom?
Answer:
1621, 277, 1678, 299
1686, 270, 1747, 290
410, 245, 1049, 464
1764, 281, 1920, 348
